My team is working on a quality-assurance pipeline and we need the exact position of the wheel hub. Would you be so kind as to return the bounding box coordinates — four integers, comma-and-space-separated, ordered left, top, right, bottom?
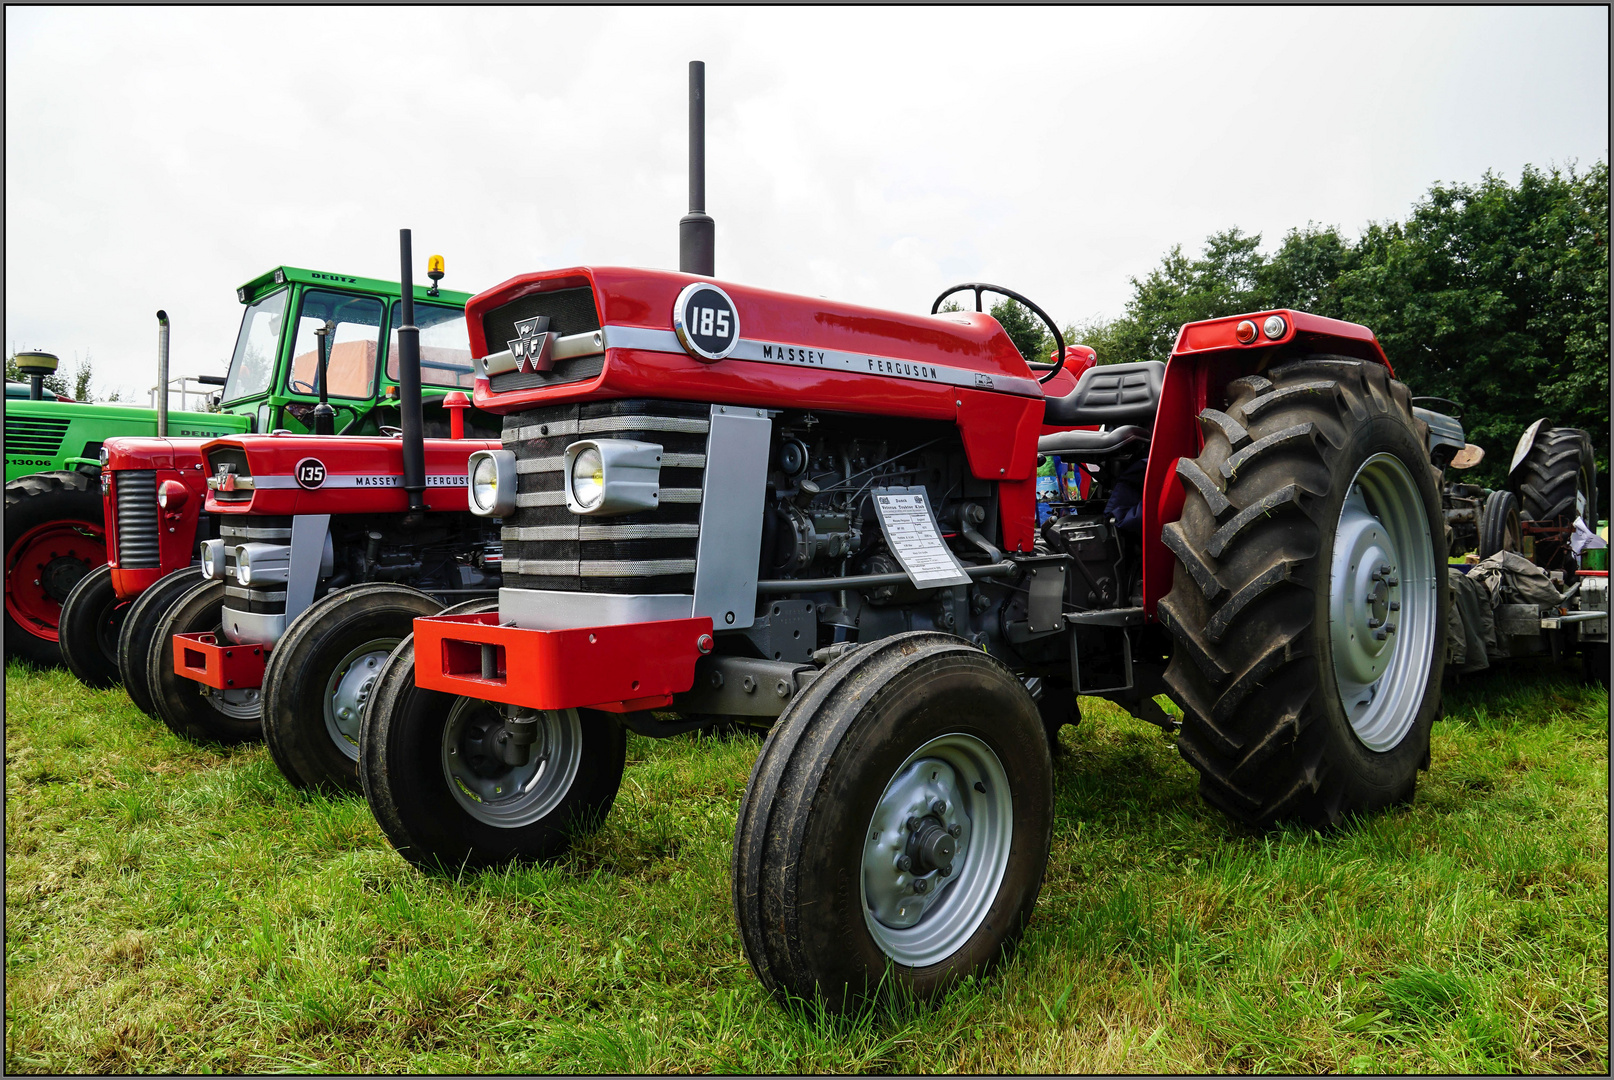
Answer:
1328, 453, 1436, 752
440, 700, 583, 827
40, 553, 91, 603
323, 643, 397, 761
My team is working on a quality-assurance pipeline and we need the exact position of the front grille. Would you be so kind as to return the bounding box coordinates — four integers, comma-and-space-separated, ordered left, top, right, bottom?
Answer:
484, 287, 604, 394
221, 518, 292, 614
114, 470, 161, 568
4, 416, 71, 457
206, 447, 252, 502
502, 399, 710, 594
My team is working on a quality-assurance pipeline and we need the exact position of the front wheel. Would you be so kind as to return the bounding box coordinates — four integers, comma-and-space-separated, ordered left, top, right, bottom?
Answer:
145, 578, 262, 744
59, 564, 131, 689
733, 632, 1053, 1013
1477, 488, 1523, 560
358, 603, 626, 871
116, 567, 206, 718
261, 584, 443, 794
1160, 355, 1446, 829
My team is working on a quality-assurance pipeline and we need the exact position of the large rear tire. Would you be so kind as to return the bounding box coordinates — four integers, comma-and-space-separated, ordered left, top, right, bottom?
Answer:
59, 564, 130, 689
145, 578, 262, 744
732, 632, 1053, 1013
117, 567, 206, 718
262, 584, 443, 794
4, 471, 106, 667
358, 599, 627, 871
1513, 427, 1598, 525
1159, 355, 1447, 829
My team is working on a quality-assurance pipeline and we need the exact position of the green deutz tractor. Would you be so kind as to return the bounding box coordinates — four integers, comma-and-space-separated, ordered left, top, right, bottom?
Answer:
4, 263, 478, 666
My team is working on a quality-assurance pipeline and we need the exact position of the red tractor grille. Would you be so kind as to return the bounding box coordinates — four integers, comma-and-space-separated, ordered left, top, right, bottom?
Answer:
114, 470, 161, 568
483, 286, 605, 394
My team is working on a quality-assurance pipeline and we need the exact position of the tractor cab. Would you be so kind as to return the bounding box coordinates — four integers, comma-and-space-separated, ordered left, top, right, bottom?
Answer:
223, 266, 492, 438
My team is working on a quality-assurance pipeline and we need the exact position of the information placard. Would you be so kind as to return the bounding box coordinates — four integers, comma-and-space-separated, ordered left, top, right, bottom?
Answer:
870, 486, 971, 589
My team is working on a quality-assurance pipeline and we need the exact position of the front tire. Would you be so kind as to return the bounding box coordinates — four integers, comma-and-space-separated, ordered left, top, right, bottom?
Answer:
145, 578, 262, 744
261, 584, 443, 794
732, 632, 1053, 1013
59, 564, 131, 689
1159, 356, 1447, 829
116, 567, 206, 718
358, 600, 626, 871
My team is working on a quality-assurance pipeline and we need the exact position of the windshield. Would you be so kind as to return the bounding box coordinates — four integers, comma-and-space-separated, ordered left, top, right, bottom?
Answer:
222, 289, 288, 402
388, 301, 475, 389
289, 290, 386, 399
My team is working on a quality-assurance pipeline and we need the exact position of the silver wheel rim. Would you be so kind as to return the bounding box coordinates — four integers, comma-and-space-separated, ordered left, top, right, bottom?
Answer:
860, 733, 1013, 968
440, 699, 582, 828
1328, 452, 1437, 751
323, 640, 399, 762
204, 685, 260, 719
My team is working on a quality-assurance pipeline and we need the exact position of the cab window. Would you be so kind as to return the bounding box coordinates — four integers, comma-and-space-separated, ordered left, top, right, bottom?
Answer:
222, 289, 288, 402
289, 291, 385, 399
388, 301, 475, 389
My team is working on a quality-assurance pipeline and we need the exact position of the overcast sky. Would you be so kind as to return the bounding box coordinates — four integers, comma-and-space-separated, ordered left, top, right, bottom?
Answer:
5, 5, 1607, 403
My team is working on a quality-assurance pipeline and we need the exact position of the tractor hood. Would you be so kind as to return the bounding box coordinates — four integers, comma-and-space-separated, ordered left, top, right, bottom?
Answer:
464, 267, 1046, 421
197, 433, 498, 516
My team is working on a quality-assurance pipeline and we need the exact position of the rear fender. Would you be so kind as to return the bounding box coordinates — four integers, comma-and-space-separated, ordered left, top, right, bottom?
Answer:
1507, 418, 1549, 479
1139, 310, 1391, 617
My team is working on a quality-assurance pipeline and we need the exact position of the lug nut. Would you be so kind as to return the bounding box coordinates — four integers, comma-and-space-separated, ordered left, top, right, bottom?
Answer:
1379, 563, 1392, 576
947, 823, 962, 838
939, 865, 952, 877
897, 855, 912, 872
1385, 623, 1397, 635
1388, 577, 1400, 587
1367, 617, 1382, 628
913, 879, 929, 894
930, 799, 947, 815
906, 816, 920, 832
1389, 600, 1401, 611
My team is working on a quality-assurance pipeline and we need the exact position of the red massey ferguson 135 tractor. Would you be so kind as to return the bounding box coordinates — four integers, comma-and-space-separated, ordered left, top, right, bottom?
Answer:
83, 233, 505, 798
357, 265, 1451, 1010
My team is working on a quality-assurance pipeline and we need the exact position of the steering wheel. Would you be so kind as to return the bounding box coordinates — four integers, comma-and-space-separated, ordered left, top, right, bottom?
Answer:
289, 378, 318, 395
931, 283, 1067, 384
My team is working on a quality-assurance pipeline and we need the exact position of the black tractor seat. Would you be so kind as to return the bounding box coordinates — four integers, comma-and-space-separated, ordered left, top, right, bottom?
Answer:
1043, 360, 1164, 427
1037, 425, 1151, 459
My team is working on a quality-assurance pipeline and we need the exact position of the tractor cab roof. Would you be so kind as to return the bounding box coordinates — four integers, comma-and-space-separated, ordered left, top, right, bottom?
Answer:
236, 266, 473, 309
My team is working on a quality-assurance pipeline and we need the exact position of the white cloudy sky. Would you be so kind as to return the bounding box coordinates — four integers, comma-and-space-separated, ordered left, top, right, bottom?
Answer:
5, 5, 1607, 402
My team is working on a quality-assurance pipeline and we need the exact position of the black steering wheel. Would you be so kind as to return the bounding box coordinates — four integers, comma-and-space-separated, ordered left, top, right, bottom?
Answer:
289, 378, 318, 395
931, 282, 1067, 384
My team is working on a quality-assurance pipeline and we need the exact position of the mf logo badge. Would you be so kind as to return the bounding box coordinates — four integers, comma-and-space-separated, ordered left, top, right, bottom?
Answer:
673, 282, 740, 363
508, 316, 555, 374
294, 457, 327, 490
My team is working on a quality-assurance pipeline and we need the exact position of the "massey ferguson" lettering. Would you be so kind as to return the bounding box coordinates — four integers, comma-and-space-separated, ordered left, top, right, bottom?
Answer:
865, 357, 940, 380
761, 344, 827, 365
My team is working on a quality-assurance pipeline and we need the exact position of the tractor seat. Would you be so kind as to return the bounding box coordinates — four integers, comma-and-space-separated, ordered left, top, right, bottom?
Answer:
1042, 360, 1164, 427
1037, 425, 1151, 460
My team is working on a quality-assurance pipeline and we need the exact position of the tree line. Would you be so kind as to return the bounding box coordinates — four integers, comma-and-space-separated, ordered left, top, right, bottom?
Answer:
992, 161, 1608, 489
5, 351, 124, 402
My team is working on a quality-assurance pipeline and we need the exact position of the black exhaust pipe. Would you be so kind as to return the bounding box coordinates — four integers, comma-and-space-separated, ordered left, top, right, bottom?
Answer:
679, 60, 714, 276
397, 228, 427, 514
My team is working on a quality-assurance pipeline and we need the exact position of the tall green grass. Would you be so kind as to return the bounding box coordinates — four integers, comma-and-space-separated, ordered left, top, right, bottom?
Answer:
5, 660, 1606, 1073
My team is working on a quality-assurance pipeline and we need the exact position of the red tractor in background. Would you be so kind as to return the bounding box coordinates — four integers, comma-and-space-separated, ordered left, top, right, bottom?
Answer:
70, 234, 508, 799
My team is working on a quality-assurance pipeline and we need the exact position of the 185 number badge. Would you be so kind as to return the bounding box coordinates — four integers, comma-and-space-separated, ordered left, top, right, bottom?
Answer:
673, 282, 740, 362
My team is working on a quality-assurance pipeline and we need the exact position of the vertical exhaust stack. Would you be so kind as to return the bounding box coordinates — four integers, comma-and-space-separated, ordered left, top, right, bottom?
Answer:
155, 311, 170, 435
679, 60, 715, 276
397, 229, 427, 514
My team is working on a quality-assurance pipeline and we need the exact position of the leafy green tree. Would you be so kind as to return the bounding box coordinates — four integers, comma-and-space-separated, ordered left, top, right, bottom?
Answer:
989, 297, 1055, 366
1331, 162, 1608, 488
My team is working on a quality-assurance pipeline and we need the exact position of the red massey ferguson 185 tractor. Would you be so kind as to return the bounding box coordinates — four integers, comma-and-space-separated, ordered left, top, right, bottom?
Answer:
356, 266, 1450, 1010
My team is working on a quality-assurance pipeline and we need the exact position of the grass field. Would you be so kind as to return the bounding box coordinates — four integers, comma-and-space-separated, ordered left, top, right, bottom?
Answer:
4, 659, 1608, 1074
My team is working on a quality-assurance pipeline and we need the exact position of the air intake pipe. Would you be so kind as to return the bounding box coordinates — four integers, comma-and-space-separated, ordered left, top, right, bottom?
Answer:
679, 60, 715, 276
397, 229, 427, 514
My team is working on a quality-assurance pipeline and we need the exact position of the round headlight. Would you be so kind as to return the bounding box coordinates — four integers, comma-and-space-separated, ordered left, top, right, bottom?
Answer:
571, 447, 604, 510
157, 479, 189, 512
471, 455, 499, 512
